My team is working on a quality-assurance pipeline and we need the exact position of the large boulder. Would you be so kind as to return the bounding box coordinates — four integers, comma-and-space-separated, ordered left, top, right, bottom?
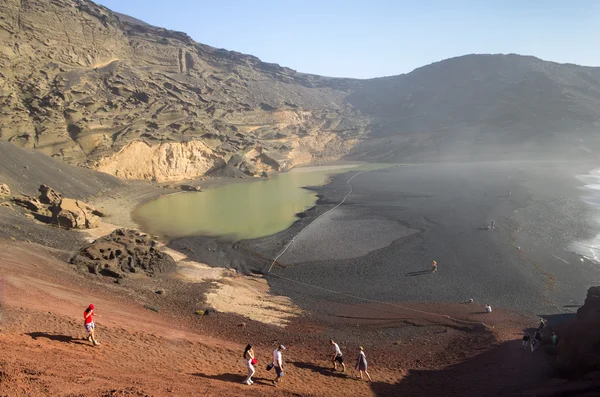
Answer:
12, 195, 49, 214
557, 286, 600, 377
0, 184, 10, 199
70, 229, 176, 278
38, 184, 62, 205
50, 198, 100, 229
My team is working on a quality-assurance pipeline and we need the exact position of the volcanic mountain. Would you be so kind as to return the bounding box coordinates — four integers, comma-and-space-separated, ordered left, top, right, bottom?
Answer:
1, 0, 599, 182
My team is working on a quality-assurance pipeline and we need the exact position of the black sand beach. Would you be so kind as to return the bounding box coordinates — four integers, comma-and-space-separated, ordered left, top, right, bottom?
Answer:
172, 161, 600, 319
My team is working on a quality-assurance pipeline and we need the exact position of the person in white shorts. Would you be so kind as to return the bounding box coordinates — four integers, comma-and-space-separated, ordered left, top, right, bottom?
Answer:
330, 339, 346, 372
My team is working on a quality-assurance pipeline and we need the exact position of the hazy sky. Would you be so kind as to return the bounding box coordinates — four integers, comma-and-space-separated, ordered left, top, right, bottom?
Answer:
94, 0, 598, 79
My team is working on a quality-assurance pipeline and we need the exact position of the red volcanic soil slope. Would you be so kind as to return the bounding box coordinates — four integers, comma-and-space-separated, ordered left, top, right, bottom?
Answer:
0, 240, 597, 396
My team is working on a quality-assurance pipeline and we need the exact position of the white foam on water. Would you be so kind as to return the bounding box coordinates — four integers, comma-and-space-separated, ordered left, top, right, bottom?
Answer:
571, 168, 600, 263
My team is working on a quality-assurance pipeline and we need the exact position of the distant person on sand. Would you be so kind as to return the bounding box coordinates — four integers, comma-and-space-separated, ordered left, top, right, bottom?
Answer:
432, 260, 438, 273
83, 304, 100, 346
551, 331, 559, 347
243, 344, 256, 385
522, 333, 531, 351
355, 346, 372, 381
330, 339, 346, 372
272, 345, 286, 387
485, 304, 492, 313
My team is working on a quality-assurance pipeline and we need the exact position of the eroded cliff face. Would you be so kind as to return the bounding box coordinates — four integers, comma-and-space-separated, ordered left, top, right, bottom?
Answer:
0, 0, 369, 181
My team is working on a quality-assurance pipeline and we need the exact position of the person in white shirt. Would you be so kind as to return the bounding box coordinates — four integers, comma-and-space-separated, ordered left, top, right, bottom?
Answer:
485, 304, 492, 313
272, 345, 285, 386
330, 339, 346, 372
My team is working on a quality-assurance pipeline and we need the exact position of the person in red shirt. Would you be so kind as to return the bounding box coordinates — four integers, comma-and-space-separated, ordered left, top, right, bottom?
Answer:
83, 304, 100, 346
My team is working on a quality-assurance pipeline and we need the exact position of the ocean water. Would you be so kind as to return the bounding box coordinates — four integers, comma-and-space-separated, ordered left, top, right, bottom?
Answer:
571, 168, 600, 263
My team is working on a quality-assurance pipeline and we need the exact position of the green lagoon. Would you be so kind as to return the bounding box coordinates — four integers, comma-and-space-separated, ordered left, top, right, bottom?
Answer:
133, 163, 388, 241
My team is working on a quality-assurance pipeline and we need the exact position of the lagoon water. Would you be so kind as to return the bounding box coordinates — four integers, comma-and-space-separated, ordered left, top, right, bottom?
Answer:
134, 164, 386, 241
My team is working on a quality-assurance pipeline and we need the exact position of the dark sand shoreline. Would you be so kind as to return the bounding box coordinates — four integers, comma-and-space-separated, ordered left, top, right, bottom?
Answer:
170, 160, 599, 321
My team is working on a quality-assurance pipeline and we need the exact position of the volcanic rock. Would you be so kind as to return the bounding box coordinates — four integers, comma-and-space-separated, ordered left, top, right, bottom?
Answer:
50, 198, 100, 229
70, 229, 176, 278
180, 184, 201, 192
38, 184, 62, 205
0, 184, 10, 199
557, 286, 600, 377
12, 196, 47, 214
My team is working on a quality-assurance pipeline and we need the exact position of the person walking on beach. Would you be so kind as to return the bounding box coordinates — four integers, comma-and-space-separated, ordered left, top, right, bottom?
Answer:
83, 304, 100, 346
522, 333, 531, 351
485, 304, 492, 313
355, 346, 372, 381
431, 260, 438, 273
272, 345, 286, 387
243, 344, 256, 385
551, 331, 559, 347
330, 339, 346, 372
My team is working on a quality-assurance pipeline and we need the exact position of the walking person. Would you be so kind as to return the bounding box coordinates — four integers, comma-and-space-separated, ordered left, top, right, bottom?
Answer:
355, 346, 372, 382
551, 331, 559, 347
330, 339, 346, 372
432, 260, 438, 273
538, 318, 546, 330
83, 304, 100, 346
272, 345, 286, 387
242, 344, 256, 385
522, 332, 531, 351
530, 338, 538, 352
534, 329, 542, 343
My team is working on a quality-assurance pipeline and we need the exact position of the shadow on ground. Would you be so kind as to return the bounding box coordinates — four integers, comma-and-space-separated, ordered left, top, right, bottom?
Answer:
26, 332, 87, 345
405, 270, 432, 277
292, 361, 350, 379
192, 372, 273, 386
370, 340, 561, 396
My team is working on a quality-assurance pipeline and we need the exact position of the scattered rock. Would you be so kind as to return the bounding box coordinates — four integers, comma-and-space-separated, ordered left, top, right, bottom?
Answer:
195, 308, 216, 316
179, 184, 201, 192
38, 184, 62, 205
238, 322, 247, 327
203, 308, 216, 316
0, 184, 10, 199
155, 288, 165, 295
70, 229, 176, 278
143, 305, 160, 313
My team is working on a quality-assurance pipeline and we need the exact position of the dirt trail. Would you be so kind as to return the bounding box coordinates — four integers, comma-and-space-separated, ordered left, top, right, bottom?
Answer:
0, 240, 592, 396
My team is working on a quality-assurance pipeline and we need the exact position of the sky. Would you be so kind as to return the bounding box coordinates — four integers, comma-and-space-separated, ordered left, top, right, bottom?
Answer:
94, 0, 599, 79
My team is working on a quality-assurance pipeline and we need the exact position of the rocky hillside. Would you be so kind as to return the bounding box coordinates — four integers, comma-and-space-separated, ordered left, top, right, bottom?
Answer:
0, 0, 368, 181
1, 0, 600, 182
